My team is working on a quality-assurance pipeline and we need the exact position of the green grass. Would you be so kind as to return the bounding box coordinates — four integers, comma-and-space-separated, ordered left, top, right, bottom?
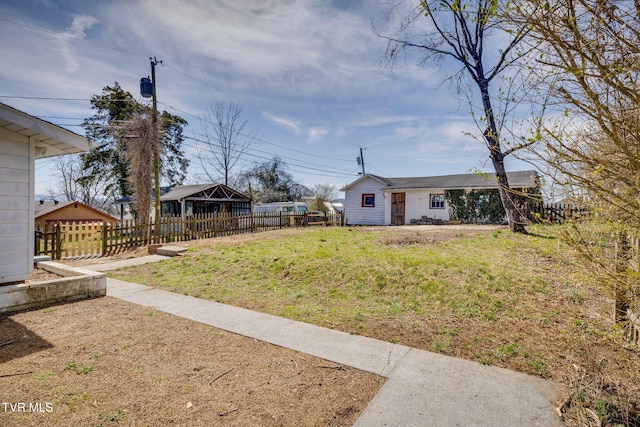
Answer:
111, 227, 562, 328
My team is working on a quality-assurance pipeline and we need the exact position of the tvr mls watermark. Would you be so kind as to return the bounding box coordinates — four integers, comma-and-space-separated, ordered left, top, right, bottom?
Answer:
2, 402, 53, 413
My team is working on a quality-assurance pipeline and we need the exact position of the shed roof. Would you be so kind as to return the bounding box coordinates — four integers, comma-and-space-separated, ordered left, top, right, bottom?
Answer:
0, 102, 88, 158
342, 170, 538, 192
35, 200, 118, 221
159, 183, 251, 202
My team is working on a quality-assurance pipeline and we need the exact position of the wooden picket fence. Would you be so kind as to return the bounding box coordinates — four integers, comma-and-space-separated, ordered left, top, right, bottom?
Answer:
35, 211, 344, 260
528, 202, 587, 224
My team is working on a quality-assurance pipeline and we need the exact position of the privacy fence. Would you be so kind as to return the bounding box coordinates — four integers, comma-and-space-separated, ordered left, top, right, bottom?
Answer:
35, 211, 344, 260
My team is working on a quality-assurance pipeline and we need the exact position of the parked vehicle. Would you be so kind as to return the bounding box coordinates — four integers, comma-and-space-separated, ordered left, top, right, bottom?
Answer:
253, 202, 308, 214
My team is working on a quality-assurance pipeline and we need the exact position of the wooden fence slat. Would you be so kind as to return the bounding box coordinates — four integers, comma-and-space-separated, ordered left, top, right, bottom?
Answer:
35, 212, 345, 259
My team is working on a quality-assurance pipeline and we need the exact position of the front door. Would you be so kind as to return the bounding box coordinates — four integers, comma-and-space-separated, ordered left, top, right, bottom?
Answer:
391, 192, 405, 225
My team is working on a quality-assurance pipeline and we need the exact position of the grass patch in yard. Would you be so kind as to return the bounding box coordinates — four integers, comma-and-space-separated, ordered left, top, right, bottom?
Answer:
110, 226, 572, 342
109, 225, 640, 426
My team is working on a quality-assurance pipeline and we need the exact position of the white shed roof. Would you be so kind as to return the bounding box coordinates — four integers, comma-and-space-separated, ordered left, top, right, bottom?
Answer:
0, 102, 88, 158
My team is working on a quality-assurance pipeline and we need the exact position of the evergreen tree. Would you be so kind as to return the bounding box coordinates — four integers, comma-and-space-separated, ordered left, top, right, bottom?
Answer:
81, 82, 189, 203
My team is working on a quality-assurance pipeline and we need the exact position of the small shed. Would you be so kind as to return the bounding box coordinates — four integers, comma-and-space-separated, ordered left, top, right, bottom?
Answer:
0, 102, 88, 284
159, 183, 252, 220
341, 171, 539, 226
35, 200, 118, 229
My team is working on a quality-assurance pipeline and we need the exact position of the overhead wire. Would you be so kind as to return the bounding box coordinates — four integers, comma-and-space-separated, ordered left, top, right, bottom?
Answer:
181, 134, 357, 179
159, 101, 353, 163
1, 16, 368, 183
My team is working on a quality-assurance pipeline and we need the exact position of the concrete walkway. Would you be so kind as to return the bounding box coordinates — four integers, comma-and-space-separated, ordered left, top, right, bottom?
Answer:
87, 256, 562, 426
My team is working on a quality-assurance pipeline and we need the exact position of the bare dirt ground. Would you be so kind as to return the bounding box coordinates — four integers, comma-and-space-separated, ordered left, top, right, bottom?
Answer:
0, 297, 383, 426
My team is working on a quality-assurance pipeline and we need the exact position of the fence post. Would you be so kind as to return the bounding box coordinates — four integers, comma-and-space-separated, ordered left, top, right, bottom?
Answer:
102, 222, 108, 256
54, 222, 62, 260
34, 228, 41, 256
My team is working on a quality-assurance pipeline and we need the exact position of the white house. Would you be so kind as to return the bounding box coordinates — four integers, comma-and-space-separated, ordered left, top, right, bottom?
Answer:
341, 171, 539, 226
0, 103, 88, 284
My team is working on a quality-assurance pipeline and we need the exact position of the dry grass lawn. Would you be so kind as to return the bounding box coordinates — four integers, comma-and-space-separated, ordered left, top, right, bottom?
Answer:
0, 297, 383, 426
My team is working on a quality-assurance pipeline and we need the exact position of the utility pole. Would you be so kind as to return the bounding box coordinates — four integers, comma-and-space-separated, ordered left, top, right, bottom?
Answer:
357, 147, 366, 175
141, 57, 163, 229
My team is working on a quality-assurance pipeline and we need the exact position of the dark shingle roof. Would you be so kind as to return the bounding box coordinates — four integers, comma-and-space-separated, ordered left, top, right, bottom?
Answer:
365, 170, 538, 190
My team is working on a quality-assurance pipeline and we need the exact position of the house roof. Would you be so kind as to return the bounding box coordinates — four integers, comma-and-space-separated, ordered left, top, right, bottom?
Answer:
35, 200, 118, 221
342, 170, 539, 192
159, 183, 251, 202
0, 102, 88, 158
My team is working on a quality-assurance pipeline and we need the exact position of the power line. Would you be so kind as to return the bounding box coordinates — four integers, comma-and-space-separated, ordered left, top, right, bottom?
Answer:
182, 136, 357, 179
2, 14, 377, 183
160, 101, 353, 163
14, 99, 357, 177
0, 95, 88, 101
183, 131, 354, 175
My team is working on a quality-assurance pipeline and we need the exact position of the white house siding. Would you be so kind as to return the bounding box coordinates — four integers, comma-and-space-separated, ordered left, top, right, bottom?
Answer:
0, 129, 32, 283
343, 176, 386, 225
383, 189, 451, 225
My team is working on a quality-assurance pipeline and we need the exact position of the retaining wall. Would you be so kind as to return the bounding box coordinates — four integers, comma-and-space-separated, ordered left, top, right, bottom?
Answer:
0, 262, 106, 314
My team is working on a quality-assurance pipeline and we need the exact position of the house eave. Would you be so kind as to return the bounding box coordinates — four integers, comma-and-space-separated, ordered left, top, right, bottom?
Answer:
0, 102, 88, 158
340, 174, 389, 192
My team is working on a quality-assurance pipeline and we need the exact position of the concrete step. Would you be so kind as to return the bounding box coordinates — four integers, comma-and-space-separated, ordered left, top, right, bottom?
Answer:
156, 246, 188, 257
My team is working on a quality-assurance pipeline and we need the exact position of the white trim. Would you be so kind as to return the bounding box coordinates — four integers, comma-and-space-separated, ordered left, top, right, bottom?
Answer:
28, 136, 35, 275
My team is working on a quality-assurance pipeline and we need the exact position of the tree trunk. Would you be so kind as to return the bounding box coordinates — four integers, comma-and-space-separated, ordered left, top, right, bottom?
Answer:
491, 154, 526, 233
480, 81, 526, 233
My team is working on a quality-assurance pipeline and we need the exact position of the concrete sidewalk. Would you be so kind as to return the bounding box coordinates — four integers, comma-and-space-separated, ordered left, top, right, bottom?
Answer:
88, 256, 562, 426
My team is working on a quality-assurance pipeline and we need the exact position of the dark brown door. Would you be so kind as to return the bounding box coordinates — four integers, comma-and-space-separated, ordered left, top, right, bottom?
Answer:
391, 192, 405, 225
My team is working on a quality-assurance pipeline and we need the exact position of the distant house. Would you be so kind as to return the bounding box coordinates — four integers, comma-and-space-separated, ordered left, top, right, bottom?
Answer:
117, 184, 253, 222
35, 200, 118, 229
0, 102, 88, 284
159, 183, 251, 220
341, 171, 539, 226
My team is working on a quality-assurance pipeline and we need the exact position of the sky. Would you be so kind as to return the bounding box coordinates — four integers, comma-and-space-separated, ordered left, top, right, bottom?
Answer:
0, 0, 533, 199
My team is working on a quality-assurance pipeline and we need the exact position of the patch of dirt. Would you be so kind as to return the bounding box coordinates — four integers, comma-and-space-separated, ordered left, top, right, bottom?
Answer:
24, 269, 64, 283
0, 268, 64, 287
0, 298, 383, 426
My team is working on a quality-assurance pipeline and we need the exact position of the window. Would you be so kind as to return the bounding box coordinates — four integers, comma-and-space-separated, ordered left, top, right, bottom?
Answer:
430, 194, 445, 209
362, 193, 375, 207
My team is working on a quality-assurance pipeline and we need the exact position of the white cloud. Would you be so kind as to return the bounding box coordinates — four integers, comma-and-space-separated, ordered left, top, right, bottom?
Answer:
307, 126, 329, 143
55, 14, 98, 72
0, 0, 533, 195
97, 0, 391, 99
262, 111, 302, 134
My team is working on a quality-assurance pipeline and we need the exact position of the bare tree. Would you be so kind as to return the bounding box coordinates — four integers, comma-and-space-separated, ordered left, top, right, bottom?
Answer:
310, 183, 339, 212
520, 0, 640, 225
376, 1, 536, 232
518, 1, 640, 323
197, 102, 257, 186
47, 154, 113, 212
